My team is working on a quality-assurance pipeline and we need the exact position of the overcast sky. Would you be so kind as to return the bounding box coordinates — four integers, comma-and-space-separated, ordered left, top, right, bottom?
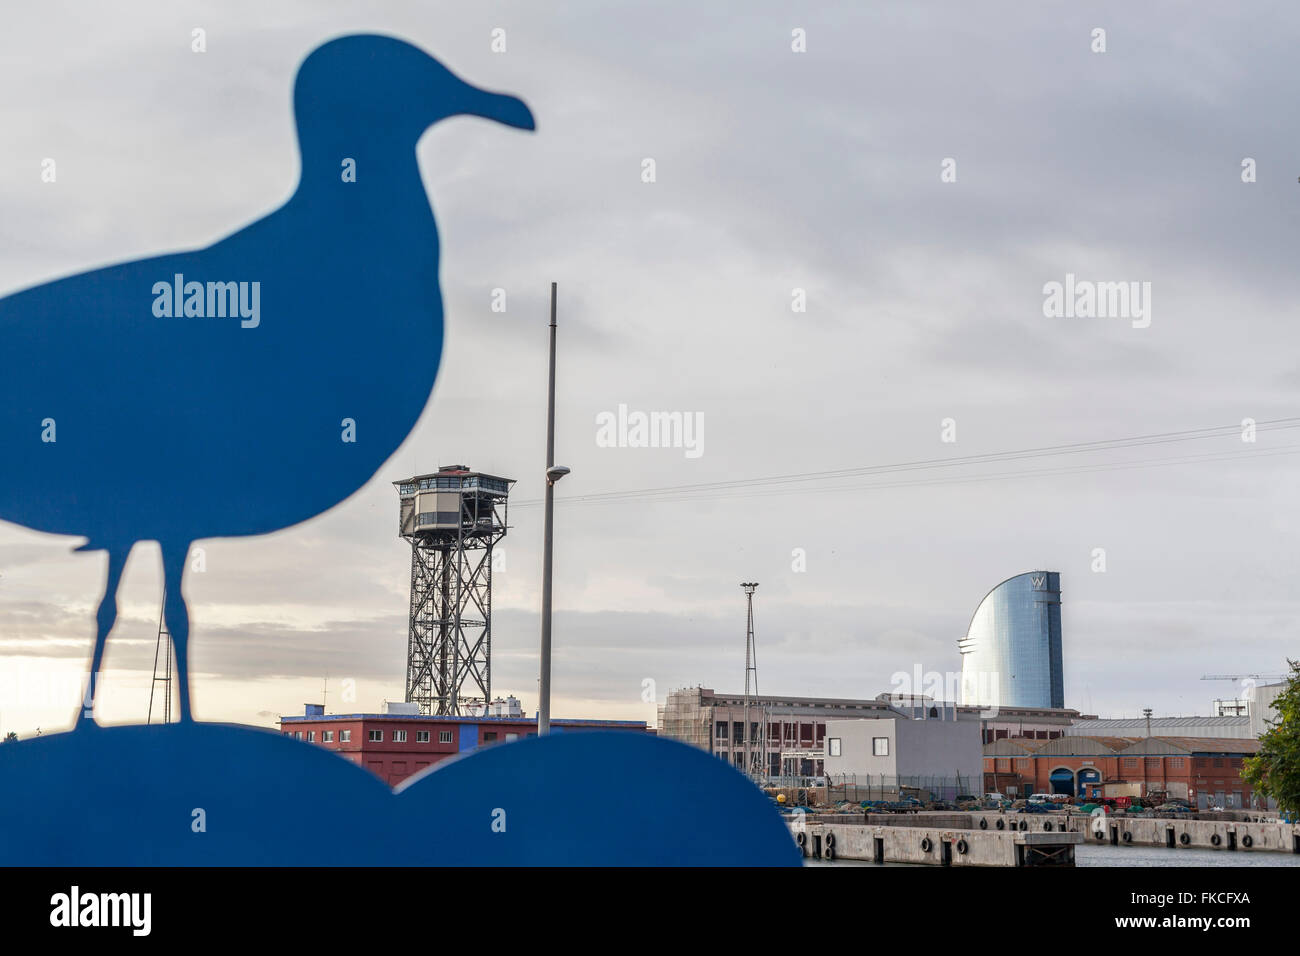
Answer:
2, 1, 1298, 737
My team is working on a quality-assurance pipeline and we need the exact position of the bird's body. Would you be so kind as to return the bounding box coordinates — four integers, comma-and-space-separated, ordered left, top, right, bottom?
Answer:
0, 34, 534, 725
0, 189, 441, 545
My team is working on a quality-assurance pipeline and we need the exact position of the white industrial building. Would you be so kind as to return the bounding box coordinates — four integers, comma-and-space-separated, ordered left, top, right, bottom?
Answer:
1247, 682, 1286, 736
657, 686, 1084, 778
822, 707, 984, 796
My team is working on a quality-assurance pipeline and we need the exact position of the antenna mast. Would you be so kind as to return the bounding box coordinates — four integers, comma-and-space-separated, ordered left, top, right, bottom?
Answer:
741, 582, 766, 784
148, 588, 172, 724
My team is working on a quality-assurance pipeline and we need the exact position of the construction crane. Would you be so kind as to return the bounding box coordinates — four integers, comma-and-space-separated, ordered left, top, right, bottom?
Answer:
1200, 674, 1287, 682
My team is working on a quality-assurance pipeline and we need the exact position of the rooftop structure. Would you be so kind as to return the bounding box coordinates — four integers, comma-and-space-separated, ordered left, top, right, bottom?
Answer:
1065, 680, 1288, 741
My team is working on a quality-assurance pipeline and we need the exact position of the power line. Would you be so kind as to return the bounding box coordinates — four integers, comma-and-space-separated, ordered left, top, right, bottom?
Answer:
511, 417, 1300, 508
601, 443, 1300, 506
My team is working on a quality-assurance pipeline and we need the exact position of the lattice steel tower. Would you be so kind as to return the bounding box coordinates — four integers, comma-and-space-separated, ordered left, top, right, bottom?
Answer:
395, 466, 513, 715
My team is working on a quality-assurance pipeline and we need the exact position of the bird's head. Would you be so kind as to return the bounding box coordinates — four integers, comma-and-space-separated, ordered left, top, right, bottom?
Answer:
295, 34, 535, 145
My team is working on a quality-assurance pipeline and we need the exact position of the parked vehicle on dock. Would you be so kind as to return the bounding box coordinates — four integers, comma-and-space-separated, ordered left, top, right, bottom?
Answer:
863, 797, 921, 814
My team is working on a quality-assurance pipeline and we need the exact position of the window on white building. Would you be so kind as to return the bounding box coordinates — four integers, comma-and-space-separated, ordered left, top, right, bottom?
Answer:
828, 737, 842, 757
872, 737, 889, 757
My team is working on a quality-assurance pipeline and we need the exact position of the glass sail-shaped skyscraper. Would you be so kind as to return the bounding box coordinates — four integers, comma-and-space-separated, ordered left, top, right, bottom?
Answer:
958, 571, 1063, 710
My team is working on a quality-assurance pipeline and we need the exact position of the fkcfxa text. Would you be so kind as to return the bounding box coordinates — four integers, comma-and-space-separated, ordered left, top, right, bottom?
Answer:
152, 274, 261, 328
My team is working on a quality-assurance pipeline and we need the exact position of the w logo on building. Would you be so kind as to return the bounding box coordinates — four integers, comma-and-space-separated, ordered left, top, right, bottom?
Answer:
1031, 575, 1046, 588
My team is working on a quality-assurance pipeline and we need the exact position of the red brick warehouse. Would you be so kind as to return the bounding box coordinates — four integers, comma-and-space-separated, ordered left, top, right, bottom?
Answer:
281, 704, 647, 786
983, 735, 1262, 808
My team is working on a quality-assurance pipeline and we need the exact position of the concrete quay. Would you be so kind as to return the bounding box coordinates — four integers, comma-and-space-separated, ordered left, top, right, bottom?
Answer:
794, 821, 1082, 866
799, 810, 1300, 860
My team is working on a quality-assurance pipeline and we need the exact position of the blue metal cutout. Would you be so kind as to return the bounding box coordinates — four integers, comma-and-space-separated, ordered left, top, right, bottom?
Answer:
0, 34, 796, 867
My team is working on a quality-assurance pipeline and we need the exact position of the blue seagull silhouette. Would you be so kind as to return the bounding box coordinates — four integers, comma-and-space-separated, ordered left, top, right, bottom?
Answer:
0, 35, 534, 727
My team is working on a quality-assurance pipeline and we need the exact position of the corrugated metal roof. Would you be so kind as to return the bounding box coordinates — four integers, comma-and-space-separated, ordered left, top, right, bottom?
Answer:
983, 738, 1045, 755
1028, 735, 1141, 756
1117, 736, 1262, 755
1067, 716, 1250, 731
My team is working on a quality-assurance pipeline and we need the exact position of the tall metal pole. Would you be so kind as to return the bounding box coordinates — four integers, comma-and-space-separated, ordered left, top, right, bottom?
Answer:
742, 582, 759, 780
538, 282, 558, 735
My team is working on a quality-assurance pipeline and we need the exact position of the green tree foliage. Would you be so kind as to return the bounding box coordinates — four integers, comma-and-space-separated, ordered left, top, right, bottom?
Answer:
1242, 659, 1300, 814
1, 731, 16, 743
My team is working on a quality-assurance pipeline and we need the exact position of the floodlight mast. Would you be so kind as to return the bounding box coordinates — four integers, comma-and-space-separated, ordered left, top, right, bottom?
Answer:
741, 583, 763, 782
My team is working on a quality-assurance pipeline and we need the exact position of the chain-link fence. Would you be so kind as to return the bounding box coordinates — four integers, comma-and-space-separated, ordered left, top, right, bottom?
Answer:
825, 773, 978, 803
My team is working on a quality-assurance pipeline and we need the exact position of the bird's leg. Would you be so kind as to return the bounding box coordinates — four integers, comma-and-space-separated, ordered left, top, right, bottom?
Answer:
76, 547, 130, 731
162, 542, 194, 723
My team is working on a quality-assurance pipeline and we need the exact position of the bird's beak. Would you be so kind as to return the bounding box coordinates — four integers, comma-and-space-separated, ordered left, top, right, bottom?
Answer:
459, 85, 535, 131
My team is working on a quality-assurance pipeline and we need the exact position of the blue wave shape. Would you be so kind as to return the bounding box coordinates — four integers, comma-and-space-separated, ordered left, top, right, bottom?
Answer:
0, 725, 800, 866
